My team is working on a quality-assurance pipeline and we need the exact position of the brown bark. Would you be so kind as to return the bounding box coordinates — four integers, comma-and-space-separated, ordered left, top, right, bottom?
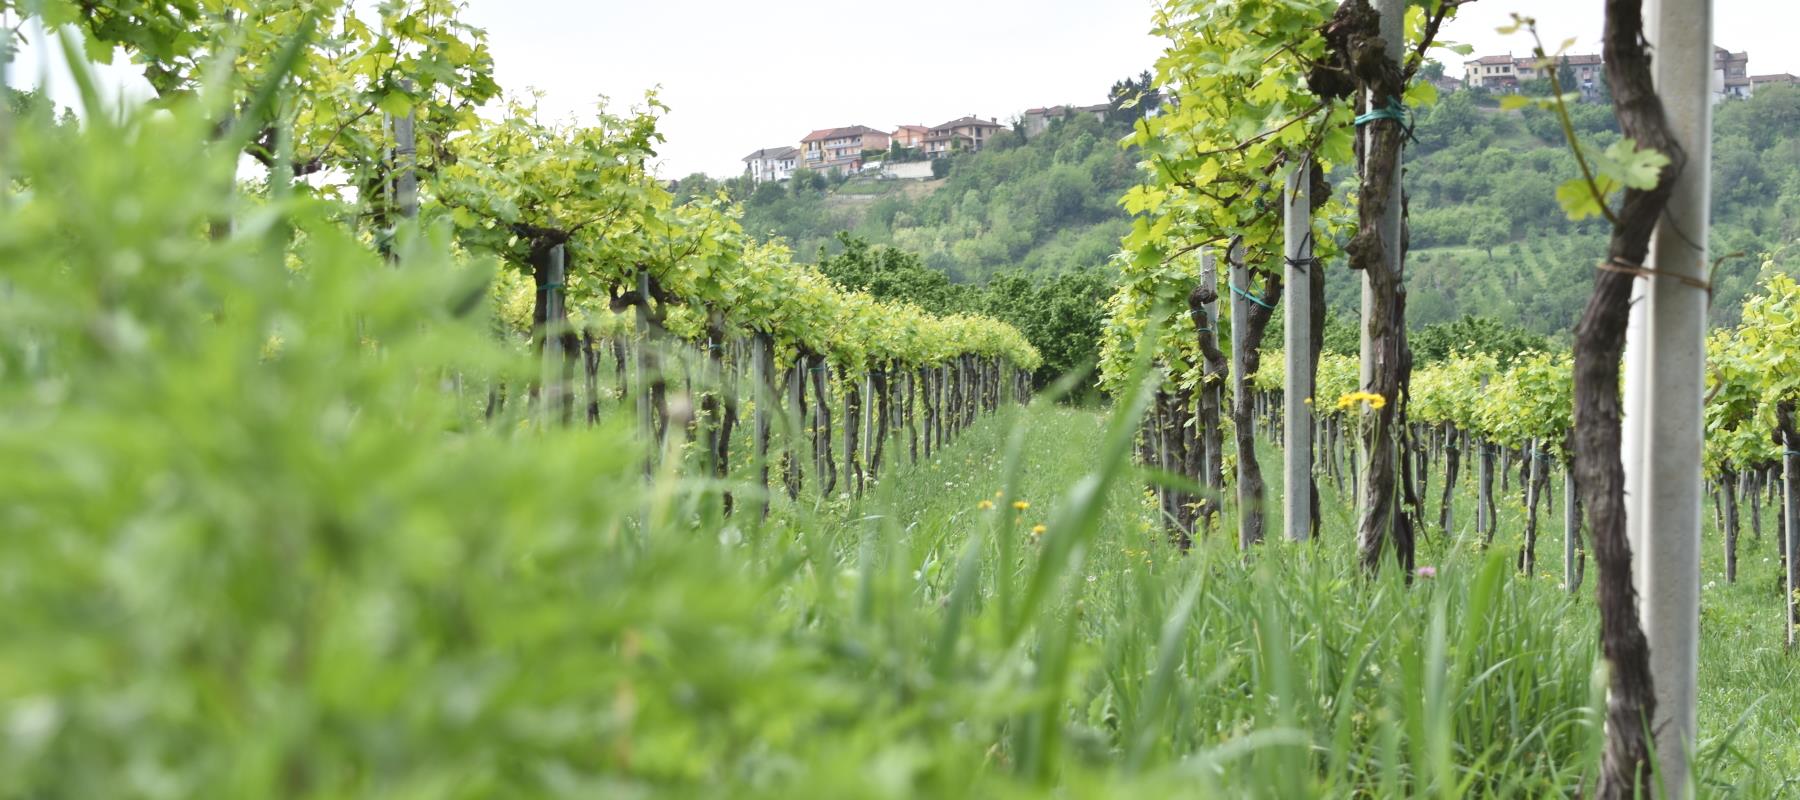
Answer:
842, 366, 864, 497
1334, 0, 1411, 574
870, 366, 891, 480
1521, 447, 1546, 575
582, 330, 601, 426
785, 362, 805, 500
811, 355, 837, 497
1187, 283, 1229, 535
906, 370, 919, 464
703, 318, 739, 515
1439, 424, 1461, 532
1231, 268, 1284, 548
527, 237, 579, 426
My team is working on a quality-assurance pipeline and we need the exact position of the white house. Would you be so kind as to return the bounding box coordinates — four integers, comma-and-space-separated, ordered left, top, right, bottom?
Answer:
743, 146, 800, 184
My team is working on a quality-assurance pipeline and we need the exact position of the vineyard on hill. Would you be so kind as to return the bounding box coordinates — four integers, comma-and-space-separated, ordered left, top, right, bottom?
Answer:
2, 0, 1797, 798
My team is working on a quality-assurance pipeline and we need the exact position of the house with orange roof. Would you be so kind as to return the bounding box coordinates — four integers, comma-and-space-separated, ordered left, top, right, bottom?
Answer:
891, 124, 930, 149
922, 116, 1007, 159
798, 125, 891, 173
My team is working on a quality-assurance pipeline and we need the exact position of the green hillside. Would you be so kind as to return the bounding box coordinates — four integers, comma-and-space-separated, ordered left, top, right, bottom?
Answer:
729, 112, 1140, 283
1331, 83, 1800, 338
706, 81, 1800, 343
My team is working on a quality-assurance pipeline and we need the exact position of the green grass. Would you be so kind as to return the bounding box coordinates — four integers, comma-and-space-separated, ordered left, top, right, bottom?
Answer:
721, 403, 1800, 796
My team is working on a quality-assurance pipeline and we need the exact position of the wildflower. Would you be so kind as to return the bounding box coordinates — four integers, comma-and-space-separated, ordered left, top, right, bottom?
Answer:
1086, 575, 1097, 583
1416, 565, 1437, 578
978, 500, 995, 510
995, 490, 1005, 498
1012, 500, 1030, 510
1031, 524, 1047, 536
1335, 391, 1387, 411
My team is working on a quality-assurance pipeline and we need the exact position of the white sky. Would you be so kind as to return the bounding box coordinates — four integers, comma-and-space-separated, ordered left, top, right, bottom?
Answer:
470, 0, 1800, 177
9, 1, 1797, 177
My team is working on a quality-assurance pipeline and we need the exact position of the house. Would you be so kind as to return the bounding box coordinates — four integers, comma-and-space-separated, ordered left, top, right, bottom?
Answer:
1462, 54, 1519, 90
922, 116, 1007, 158
1020, 104, 1109, 138
1466, 47, 1765, 100
1714, 46, 1752, 99
1750, 73, 1799, 95
742, 146, 799, 184
1464, 52, 1603, 93
1714, 46, 1749, 82
891, 124, 930, 149
1520, 53, 1603, 95
799, 125, 891, 174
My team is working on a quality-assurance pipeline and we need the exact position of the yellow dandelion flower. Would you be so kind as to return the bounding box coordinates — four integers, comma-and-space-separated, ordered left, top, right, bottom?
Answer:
1031, 524, 1047, 536
977, 500, 995, 510
1336, 391, 1387, 411
1012, 500, 1030, 510
995, 490, 1005, 498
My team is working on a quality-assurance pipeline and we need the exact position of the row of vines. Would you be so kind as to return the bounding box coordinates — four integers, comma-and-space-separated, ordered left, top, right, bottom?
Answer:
1103, 0, 1748, 795
17, 0, 1041, 512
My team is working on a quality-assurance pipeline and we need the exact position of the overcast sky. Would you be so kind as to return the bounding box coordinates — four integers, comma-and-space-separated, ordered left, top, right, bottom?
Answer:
9, 1, 1797, 177
462, 0, 1799, 178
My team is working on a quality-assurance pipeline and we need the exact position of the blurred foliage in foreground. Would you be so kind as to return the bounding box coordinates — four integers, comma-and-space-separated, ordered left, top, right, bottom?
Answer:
0, 74, 1589, 798
0, 39, 1787, 800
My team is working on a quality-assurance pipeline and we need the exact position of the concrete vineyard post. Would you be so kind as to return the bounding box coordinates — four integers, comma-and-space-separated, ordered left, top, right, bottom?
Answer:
1284, 155, 1313, 542
541, 244, 566, 427
1627, 0, 1712, 793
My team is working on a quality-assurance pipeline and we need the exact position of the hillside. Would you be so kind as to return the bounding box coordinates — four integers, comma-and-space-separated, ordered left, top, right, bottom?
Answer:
731, 113, 1139, 282
1323, 83, 1800, 338
713, 82, 1800, 344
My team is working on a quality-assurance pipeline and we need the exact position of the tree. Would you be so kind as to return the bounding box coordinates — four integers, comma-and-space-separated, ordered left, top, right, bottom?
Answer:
1106, 69, 1162, 125
1468, 215, 1509, 259
1557, 57, 1579, 97
1411, 315, 1548, 364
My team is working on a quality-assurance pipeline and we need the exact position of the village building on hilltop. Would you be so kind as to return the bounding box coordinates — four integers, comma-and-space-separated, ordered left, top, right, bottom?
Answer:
922, 116, 1006, 159
742, 146, 799, 184
799, 125, 891, 174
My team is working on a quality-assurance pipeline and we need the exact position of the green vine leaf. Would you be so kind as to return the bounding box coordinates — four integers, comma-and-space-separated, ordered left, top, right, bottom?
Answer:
1596, 138, 1672, 191
1555, 176, 1615, 221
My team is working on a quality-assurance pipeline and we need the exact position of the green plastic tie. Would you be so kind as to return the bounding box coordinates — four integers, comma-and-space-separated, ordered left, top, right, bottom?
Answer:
1354, 97, 1417, 143
1230, 283, 1275, 310
541, 281, 565, 290
1353, 102, 1407, 126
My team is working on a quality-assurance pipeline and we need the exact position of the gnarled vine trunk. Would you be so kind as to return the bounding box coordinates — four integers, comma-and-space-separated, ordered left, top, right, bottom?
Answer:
1575, 1, 1686, 793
